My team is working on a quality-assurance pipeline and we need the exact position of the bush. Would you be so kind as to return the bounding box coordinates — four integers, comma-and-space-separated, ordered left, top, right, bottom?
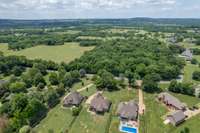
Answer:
191, 58, 198, 65
19, 125, 31, 133
192, 71, 200, 81
9, 82, 26, 93
72, 106, 82, 116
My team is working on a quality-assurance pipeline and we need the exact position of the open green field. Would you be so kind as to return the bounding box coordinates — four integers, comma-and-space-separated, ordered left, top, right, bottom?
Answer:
33, 103, 75, 133
0, 43, 94, 63
69, 107, 111, 133
183, 63, 200, 84
140, 92, 200, 133
33, 80, 96, 133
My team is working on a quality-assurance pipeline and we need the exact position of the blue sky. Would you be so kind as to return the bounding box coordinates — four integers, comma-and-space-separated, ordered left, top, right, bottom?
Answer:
0, 0, 199, 19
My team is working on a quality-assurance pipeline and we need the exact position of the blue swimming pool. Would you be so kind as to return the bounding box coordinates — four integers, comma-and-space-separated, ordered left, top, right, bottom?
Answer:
120, 126, 137, 133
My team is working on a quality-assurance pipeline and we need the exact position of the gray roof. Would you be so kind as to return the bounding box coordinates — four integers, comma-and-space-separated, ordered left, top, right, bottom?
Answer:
0, 80, 7, 85
117, 100, 138, 120
167, 111, 186, 125
90, 93, 111, 113
63, 91, 84, 106
181, 49, 193, 60
158, 92, 186, 110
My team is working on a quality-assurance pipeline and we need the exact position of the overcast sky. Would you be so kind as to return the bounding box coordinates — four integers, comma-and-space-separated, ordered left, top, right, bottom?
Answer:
0, 0, 199, 19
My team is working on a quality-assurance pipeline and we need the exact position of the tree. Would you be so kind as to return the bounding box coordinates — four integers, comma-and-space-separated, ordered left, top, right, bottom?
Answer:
191, 58, 198, 65
12, 66, 23, 76
142, 79, 160, 93
95, 70, 117, 91
168, 80, 181, 93
79, 69, 86, 77
33, 63, 47, 75
33, 72, 46, 86
44, 89, 59, 108
49, 72, 59, 85
192, 71, 200, 81
72, 106, 82, 116
23, 98, 47, 125
9, 82, 26, 93
10, 93, 28, 113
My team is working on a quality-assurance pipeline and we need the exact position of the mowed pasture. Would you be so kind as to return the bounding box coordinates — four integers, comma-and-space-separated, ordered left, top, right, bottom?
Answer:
0, 43, 94, 63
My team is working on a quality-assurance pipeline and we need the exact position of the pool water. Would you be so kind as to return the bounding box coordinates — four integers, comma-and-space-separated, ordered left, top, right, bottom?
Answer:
121, 126, 137, 133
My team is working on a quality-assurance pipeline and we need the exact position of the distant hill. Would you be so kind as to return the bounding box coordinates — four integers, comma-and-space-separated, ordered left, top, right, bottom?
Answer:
1, 18, 200, 28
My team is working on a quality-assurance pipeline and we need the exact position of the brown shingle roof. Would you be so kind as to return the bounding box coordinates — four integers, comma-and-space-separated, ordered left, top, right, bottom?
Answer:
117, 100, 138, 120
90, 93, 111, 113
158, 92, 186, 110
63, 91, 84, 107
167, 111, 186, 126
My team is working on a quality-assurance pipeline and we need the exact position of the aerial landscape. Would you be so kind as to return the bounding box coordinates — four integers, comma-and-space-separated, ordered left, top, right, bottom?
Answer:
0, 0, 200, 133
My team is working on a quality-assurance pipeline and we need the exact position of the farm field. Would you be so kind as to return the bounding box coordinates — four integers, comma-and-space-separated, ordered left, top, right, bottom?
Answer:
0, 43, 94, 63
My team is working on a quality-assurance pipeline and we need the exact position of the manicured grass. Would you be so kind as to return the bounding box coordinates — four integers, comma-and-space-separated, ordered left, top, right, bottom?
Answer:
0, 43, 94, 63
69, 107, 111, 133
33, 103, 75, 133
104, 89, 137, 133
170, 92, 200, 108
171, 114, 200, 133
139, 93, 173, 133
140, 92, 200, 133
71, 78, 93, 91
33, 81, 95, 133
159, 83, 170, 90
183, 63, 200, 84
79, 85, 97, 97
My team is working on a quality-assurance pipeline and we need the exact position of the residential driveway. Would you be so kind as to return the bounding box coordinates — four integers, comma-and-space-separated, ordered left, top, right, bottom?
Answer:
77, 83, 94, 92
138, 88, 146, 114
184, 108, 200, 119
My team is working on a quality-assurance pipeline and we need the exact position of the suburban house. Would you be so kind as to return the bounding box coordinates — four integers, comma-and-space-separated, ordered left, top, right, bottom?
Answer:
117, 100, 139, 121
167, 110, 186, 126
63, 91, 84, 107
158, 92, 186, 110
89, 93, 111, 114
181, 48, 193, 61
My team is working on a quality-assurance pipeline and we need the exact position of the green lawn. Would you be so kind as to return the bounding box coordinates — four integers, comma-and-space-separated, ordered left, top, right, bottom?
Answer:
139, 92, 200, 133
139, 93, 173, 133
33, 80, 95, 133
104, 89, 137, 133
159, 83, 170, 90
71, 78, 93, 91
183, 63, 200, 84
0, 43, 94, 63
170, 92, 200, 108
33, 103, 75, 133
69, 107, 111, 133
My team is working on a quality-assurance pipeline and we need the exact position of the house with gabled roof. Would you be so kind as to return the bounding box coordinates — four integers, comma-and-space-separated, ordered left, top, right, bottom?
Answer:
117, 100, 139, 121
167, 110, 186, 126
158, 92, 186, 110
89, 93, 111, 114
63, 91, 84, 107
